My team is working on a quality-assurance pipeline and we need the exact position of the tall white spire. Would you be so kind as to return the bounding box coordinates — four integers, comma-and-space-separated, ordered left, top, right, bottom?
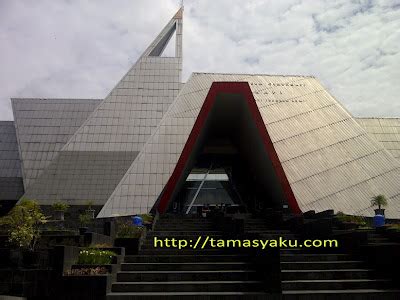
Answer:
63, 8, 183, 153
21, 8, 184, 206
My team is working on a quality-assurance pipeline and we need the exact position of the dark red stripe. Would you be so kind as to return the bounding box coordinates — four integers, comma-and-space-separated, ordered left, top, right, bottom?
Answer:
157, 82, 302, 215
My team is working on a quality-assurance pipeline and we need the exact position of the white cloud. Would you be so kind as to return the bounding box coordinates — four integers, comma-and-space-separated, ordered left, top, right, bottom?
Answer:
0, 0, 399, 120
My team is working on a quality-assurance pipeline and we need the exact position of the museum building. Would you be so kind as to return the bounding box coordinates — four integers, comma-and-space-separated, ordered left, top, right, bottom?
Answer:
1, 7, 400, 219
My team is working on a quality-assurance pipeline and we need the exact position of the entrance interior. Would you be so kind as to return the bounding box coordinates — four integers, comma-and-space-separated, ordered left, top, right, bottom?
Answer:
165, 92, 290, 215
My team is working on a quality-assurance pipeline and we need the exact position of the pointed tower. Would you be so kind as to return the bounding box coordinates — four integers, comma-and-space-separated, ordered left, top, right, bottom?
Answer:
64, 7, 183, 152
20, 8, 184, 206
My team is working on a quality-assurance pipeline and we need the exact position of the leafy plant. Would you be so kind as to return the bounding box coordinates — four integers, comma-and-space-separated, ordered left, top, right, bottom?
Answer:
371, 195, 388, 210
0, 199, 47, 251
77, 249, 116, 265
336, 212, 367, 226
85, 200, 94, 210
52, 201, 70, 212
79, 213, 92, 227
139, 214, 154, 223
116, 220, 144, 238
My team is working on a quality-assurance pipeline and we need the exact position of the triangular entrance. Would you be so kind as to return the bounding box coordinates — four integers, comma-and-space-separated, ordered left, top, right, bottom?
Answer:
160, 92, 290, 214
156, 82, 301, 214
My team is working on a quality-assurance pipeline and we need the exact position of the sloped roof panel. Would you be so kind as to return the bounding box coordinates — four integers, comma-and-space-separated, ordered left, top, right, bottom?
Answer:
20, 9, 184, 206
12, 98, 101, 189
357, 117, 400, 160
98, 73, 400, 218
0, 121, 24, 201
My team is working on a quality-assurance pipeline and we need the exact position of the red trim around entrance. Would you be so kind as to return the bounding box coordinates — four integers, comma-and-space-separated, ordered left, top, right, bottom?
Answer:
157, 82, 302, 215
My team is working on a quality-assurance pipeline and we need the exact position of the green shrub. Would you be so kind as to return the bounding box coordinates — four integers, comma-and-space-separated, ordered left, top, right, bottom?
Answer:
79, 213, 92, 226
77, 249, 116, 265
336, 212, 367, 226
51, 201, 70, 212
116, 220, 144, 238
139, 214, 154, 223
0, 199, 47, 251
85, 200, 94, 210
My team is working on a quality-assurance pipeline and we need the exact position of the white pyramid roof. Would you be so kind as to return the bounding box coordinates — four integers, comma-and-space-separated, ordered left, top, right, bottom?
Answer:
99, 73, 400, 218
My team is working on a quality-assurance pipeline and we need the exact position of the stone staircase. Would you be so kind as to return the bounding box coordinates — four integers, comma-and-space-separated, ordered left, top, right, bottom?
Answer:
367, 231, 392, 246
244, 218, 400, 299
280, 250, 399, 298
107, 215, 400, 299
107, 215, 268, 299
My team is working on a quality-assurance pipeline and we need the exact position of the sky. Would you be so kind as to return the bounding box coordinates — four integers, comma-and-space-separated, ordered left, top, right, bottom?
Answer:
1, 0, 399, 120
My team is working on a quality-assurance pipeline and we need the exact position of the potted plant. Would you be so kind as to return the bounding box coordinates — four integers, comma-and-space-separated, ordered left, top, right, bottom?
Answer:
114, 219, 145, 255
0, 199, 47, 267
51, 201, 70, 221
371, 194, 388, 215
85, 200, 95, 219
140, 213, 154, 230
79, 213, 91, 235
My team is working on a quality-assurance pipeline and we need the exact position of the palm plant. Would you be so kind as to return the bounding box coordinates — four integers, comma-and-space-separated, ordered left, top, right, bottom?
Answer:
371, 195, 388, 210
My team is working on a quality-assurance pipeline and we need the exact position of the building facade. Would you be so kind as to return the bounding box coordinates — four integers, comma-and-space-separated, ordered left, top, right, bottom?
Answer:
1, 8, 400, 218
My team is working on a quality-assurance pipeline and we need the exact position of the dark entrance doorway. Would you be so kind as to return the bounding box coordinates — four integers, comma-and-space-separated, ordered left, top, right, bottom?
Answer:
166, 92, 290, 215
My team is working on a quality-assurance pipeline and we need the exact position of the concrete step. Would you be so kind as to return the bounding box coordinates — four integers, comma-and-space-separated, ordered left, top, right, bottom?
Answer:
282, 279, 392, 291
245, 219, 275, 223
141, 240, 219, 249
155, 223, 215, 228
247, 230, 298, 240
247, 231, 296, 237
368, 237, 389, 241
116, 270, 258, 281
281, 261, 364, 270
155, 220, 215, 225
154, 225, 216, 230
111, 281, 264, 293
244, 225, 281, 229
245, 226, 289, 228
107, 291, 270, 299
368, 240, 390, 244
282, 289, 400, 299
124, 254, 250, 263
139, 248, 231, 255
282, 269, 376, 280
368, 240, 400, 246
158, 215, 211, 220
281, 253, 352, 262
367, 233, 384, 237
244, 224, 271, 227
154, 226, 216, 231
245, 229, 291, 233
120, 262, 253, 271
146, 231, 222, 237
280, 248, 344, 254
